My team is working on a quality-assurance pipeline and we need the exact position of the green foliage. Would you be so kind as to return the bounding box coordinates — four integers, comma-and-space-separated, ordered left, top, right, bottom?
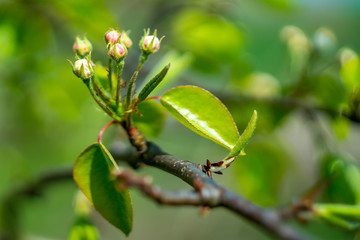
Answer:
3, 0, 360, 239
160, 86, 240, 150
69, 217, 100, 240
73, 143, 133, 235
172, 8, 244, 72
234, 141, 287, 206
314, 204, 360, 230
309, 74, 347, 108
321, 155, 360, 205
133, 100, 166, 138
227, 110, 257, 158
140, 51, 193, 96
341, 56, 360, 92
138, 64, 170, 102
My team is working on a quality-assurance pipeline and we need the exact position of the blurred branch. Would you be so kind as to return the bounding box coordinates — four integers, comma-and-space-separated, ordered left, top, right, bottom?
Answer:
218, 92, 360, 123
1, 167, 73, 240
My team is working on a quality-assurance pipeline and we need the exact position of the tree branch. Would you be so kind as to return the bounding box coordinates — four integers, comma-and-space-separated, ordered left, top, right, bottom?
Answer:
1, 167, 73, 240
1, 142, 311, 240
129, 141, 309, 240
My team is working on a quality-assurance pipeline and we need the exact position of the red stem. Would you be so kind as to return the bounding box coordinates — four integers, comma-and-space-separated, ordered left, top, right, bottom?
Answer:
98, 120, 121, 143
145, 96, 160, 101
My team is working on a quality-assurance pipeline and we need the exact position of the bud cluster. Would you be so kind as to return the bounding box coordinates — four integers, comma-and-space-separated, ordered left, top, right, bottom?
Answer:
70, 28, 164, 81
104, 28, 133, 62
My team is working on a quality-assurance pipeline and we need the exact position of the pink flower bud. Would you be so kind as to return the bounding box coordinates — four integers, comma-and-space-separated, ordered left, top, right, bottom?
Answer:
105, 29, 121, 43
108, 43, 127, 62
73, 36, 92, 57
142, 35, 160, 51
140, 29, 163, 55
120, 31, 133, 48
73, 59, 94, 80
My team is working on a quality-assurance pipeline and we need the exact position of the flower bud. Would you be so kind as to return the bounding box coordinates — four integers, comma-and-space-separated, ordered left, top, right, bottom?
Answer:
120, 31, 133, 48
105, 29, 121, 44
140, 29, 163, 55
73, 36, 92, 57
313, 27, 337, 56
73, 58, 94, 80
108, 43, 127, 62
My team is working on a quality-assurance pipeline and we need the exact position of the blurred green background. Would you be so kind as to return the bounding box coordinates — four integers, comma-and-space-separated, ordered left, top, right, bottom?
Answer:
1, 0, 360, 239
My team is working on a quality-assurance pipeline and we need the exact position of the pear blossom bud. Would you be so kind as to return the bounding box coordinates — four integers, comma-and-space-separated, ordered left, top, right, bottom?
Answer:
105, 29, 121, 43
108, 43, 127, 62
120, 31, 133, 48
140, 29, 163, 55
143, 36, 159, 51
73, 59, 94, 80
73, 36, 92, 57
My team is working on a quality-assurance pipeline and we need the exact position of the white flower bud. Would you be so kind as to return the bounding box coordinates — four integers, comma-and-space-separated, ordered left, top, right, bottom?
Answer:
73, 59, 94, 80
105, 29, 121, 44
108, 43, 127, 62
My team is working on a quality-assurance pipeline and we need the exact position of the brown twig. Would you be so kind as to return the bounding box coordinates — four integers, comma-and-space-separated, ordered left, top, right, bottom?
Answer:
1, 142, 311, 240
134, 142, 310, 240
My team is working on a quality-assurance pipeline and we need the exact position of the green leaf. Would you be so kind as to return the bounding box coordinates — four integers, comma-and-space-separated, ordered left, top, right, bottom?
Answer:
314, 204, 360, 230
133, 100, 166, 138
234, 141, 287, 206
172, 9, 244, 72
315, 204, 360, 220
227, 110, 257, 158
321, 155, 358, 204
73, 143, 133, 235
345, 164, 360, 205
341, 57, 360, 91
69, 217, 100, 240
138, 64, 170, 102
331, 117, 350, 141
310, 74, 347, 108
160, 86, 239, 149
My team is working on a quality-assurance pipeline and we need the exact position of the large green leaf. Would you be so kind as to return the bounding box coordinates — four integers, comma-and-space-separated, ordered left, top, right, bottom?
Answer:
160, 86, 239, 149
73, 143, 133, 235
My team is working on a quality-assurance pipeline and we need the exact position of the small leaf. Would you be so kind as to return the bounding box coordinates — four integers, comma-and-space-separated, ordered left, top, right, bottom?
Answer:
314, 204, 360, 230
341, 57, 360, 91
227, 110, 257, 158
331, 117, 350, 141
73, 143, 133, 235
160, 86, 239, 149
138, 64, 170, 102
345, 164, 360, 205
133, 100, 166, 138
69, 217, 100, 240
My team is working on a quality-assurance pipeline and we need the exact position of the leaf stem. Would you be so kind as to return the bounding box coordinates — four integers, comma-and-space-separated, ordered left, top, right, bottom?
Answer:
144, 96, 161, 101
98, 120, 121, 143
124, 54, 148, 127
84, 78, 120, 120
116, 61, 124, 109
108, 58, 113, 93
